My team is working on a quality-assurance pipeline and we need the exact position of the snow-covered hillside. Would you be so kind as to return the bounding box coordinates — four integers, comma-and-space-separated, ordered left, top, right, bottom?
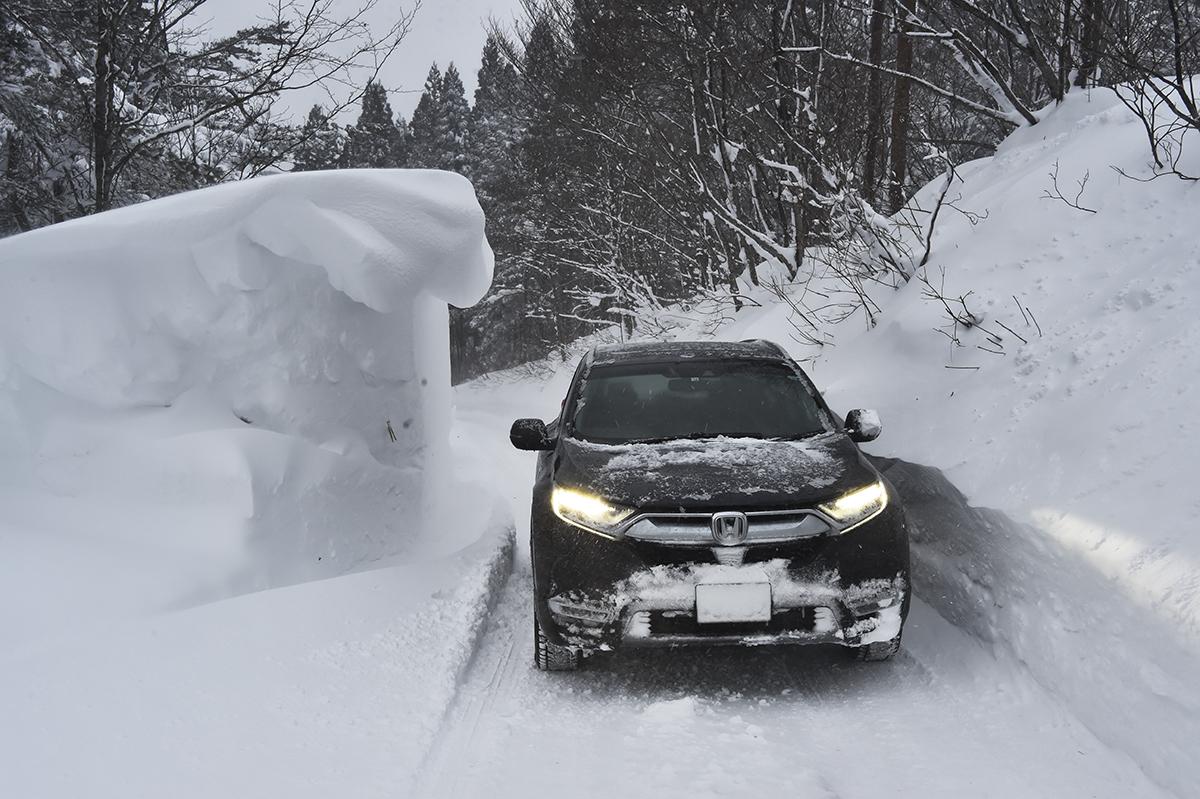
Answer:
427, 87, 1197, 798
642, 88, 1199, 796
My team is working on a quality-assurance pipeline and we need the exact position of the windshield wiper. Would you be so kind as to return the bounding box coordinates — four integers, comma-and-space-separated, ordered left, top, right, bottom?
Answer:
622, 432, 724, 444
622, 431, 819, 444
773, 430, 827, 441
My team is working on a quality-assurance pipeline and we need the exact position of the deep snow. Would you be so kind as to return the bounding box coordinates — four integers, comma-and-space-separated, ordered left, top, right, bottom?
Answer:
2, 88, 1196, 799
0, 169, 494, 643
712, 88, 1199, 796
436, 88, 1197, 797
413, 372, 1172, 799
0, 170, 515, 799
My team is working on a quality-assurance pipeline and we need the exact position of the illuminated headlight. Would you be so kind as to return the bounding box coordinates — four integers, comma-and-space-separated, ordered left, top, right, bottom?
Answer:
818, 480, 888, 531
551, 486, 635, 539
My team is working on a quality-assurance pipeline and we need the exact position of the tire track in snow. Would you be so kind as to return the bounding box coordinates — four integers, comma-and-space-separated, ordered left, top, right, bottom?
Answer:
414, 574, 525, 798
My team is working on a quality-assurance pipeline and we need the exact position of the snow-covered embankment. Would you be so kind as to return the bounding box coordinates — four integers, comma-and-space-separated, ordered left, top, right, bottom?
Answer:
723, 90, 1198, 795
0, 170, 512, 798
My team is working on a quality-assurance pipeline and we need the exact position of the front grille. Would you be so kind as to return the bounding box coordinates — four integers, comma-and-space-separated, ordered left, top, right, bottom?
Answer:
648, 607, 814, 637
624, 508, 831, 546
626, 540, 716, 566
742, 538, 828, 565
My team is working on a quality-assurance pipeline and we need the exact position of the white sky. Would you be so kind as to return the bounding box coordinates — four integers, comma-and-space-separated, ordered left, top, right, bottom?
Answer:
204, 0, 526, 120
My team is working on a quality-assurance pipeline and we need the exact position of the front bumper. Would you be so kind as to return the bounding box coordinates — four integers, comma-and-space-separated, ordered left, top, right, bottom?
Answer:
532, 501, 911, 653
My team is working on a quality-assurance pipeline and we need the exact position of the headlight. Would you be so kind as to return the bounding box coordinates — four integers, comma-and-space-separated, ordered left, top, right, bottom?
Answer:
818, 480, 888, 531
551, 486, 635, 539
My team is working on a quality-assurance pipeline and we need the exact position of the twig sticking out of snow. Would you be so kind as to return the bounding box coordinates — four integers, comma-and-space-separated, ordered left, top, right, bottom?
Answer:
1041, 160, 1098, 213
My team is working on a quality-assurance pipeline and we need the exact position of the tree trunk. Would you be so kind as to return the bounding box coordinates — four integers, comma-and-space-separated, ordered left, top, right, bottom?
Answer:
4, 131, 33, 232
1075, 0, 1102, 87
1059, 0, 1074, 94
92, 0, 116, 213
888, 0, 915, 213
863, 0, 886, 205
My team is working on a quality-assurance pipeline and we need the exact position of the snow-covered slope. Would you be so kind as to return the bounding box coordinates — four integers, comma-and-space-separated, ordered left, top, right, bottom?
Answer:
698, 88, 1198, 796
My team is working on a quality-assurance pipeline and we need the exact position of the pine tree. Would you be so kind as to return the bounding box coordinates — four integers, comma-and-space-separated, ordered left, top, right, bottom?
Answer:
292, 105, 347, 172
440, 64, 471, 175
454, 37, 533, 378
408, 64, 444, 169
342, 81, 407, 169
394, 114, 412, 168
469, 38, 522, 204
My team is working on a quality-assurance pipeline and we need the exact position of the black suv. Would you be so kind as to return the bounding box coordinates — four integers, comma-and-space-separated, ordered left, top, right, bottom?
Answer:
510, 340, 910, 670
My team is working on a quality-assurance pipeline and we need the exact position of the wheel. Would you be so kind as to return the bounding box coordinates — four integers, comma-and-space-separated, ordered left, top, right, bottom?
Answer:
851, 634, 902, 662
534, 615, 580, 671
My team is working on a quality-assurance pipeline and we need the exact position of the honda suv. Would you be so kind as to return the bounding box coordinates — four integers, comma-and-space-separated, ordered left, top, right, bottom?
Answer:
510, 340, 910, 670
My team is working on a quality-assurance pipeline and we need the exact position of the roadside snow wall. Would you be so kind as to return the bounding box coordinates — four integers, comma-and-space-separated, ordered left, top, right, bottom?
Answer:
0, 170, 493, 642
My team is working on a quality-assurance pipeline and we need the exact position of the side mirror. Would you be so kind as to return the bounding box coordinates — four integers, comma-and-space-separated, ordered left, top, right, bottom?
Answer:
845, 409, 882, 443
510, 418, 555, 451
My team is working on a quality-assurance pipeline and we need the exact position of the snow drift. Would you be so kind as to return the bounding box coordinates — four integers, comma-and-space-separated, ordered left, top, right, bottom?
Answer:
0, 169, 494, 643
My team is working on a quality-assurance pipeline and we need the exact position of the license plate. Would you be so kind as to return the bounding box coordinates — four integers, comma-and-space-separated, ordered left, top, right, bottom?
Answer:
695, 581, 772, 624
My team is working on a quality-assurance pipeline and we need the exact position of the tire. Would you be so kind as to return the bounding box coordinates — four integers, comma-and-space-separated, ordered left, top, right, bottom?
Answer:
851, 634, 902, 662
534, 615, 580, 671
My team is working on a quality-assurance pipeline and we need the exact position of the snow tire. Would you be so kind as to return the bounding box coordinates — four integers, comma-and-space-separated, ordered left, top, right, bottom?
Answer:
534, 615, 580, 671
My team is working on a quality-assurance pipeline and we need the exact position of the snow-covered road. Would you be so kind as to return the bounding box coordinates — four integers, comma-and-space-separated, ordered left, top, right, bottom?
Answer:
424, 376, 1172, 799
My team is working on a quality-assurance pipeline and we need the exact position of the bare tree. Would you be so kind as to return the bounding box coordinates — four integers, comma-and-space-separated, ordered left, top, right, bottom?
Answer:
2, 0, 415, 214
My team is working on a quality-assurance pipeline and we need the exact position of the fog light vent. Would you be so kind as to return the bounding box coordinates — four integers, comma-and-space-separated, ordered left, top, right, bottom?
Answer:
847, 595, 897, 618
548, 595, 616, 625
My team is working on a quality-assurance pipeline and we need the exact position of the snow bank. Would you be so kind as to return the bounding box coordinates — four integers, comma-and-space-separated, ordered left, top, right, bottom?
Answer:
0, 169, 525, 798
710, 89, 1199, 796
0, 511, 514, 799
0, 169, 493, 642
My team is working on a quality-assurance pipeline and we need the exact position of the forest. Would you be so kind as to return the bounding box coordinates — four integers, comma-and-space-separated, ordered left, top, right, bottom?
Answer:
2, 0, 1197, 379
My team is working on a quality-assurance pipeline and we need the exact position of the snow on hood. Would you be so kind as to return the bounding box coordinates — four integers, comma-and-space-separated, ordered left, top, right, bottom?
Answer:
558, 432, 873, 509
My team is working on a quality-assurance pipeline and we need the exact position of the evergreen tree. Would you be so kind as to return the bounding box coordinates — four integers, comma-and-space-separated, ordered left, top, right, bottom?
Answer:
409, 61, 471, 174
292, 105, 347, 172
469, 37, 523, 206
408, 64, 444, 169
342, 81, 407, 169
453, 37, 533, 379
440, 64, 471, 175
393, 114, 412, 168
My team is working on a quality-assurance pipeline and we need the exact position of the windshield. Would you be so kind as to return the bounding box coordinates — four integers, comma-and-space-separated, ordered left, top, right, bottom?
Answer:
569, 359, 830, 445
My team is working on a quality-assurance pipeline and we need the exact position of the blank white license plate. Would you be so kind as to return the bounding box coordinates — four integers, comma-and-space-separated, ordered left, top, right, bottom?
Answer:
695, 582, 772, 624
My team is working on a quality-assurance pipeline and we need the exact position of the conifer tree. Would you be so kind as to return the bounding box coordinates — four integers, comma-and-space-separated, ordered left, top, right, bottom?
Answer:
408, 64, 444, 169
292, 105, 347, 172
440, 64, 472, 175
469, 38, 522, 205
454, 36, 535, 378
342, 81, 407, 169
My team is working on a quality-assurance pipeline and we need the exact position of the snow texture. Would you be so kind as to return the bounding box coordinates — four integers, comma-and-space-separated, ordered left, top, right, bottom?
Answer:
0, 169, 516, 799
0, 169, 494, 642
573, 434, 845, 503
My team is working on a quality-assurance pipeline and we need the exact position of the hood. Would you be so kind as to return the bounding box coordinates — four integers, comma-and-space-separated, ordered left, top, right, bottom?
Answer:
554, 432, 877, 511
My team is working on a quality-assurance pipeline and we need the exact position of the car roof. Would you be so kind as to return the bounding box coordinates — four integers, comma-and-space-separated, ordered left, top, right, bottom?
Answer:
590, 339, 790, 366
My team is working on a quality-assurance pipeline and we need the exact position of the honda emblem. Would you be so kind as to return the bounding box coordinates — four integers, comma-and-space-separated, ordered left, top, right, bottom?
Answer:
711, 511, 749, 546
